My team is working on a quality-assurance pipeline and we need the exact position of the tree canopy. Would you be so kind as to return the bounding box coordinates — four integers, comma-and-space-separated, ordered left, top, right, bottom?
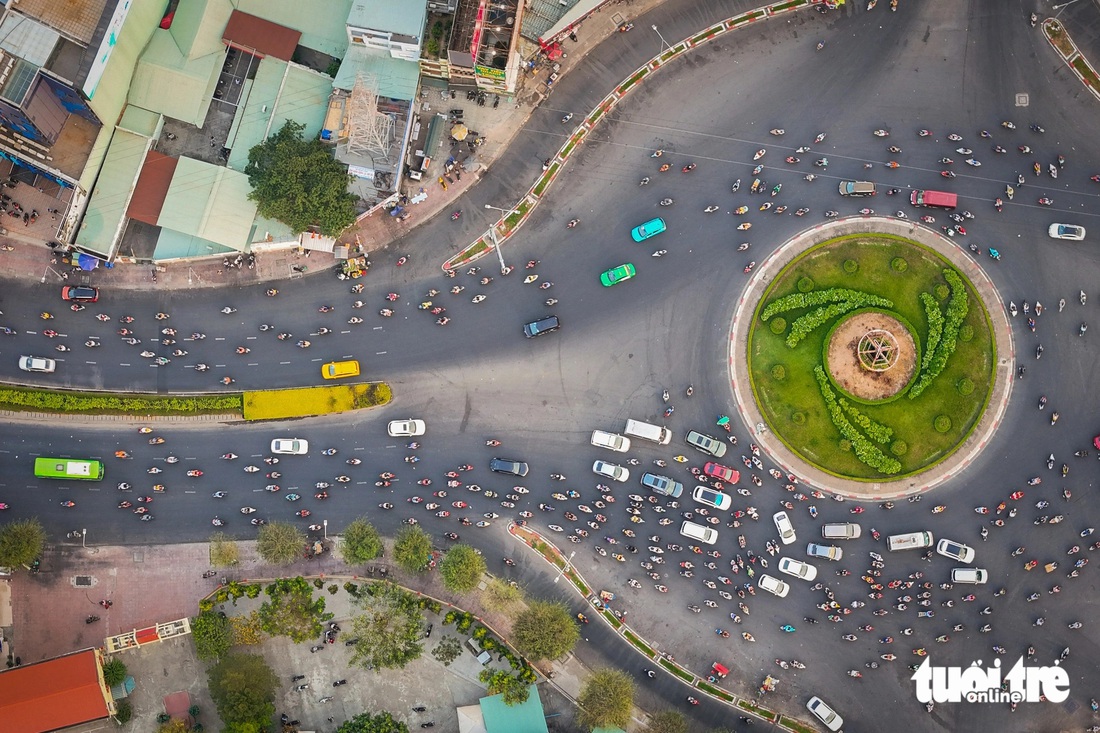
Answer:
0, 518, 45, 568
392, 525, 432, 573
439, 544, 485, 593
577, 668, 634, 731
511, 601, 579, 661
337, 712, 409, 733
209, 531, 240, 567
255, 522, 305, 566
207, 653, 278, 728
347, 582, 425, 670
192, 610, 232, 660
244, 120, 358, 236
340, 517, 384, 564
643, 710, 688, 733
257, 577, 331, 642
479, 669, 530, 706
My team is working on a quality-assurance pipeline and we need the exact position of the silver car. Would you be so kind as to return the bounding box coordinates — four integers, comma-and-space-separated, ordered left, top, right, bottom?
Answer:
592, 460, 629, 482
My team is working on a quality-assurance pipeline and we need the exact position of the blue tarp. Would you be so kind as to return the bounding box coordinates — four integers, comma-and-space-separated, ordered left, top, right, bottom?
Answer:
77, 254, 100, 270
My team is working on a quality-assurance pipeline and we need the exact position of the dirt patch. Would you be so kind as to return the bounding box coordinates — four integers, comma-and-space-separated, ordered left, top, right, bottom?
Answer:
827, 311, 916, 401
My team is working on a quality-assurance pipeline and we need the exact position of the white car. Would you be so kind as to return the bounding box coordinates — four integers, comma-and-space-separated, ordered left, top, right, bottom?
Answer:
387, 419, 426, 437
777, 557, 818, 581
18, 356, 56, 373
807, 696, 844, 731
270, 438, 308, 455
592, 460, 629, 482
757, 573, 790, 598
936, 538, 976, 564
1048, 223, 1086, 240
691, 485, 732, 511
773, 510, 796, 545
590, 430, 631, 452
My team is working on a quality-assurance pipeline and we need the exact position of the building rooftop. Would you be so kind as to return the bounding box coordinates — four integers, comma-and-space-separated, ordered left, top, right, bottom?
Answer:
10, 0, 111, 46
75, 127, 149, 255
347, 0, 426, 40
235, 0, 352, 57
479, 685, 549, 733
222, 10, 301, 61
0, 649, 109, 733
333, 45, 420, 100
127, 29, 220, 127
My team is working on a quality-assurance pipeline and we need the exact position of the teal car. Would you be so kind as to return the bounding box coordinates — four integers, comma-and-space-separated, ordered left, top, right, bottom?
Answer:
631, 217, 666, 242
600, 263, 636, 287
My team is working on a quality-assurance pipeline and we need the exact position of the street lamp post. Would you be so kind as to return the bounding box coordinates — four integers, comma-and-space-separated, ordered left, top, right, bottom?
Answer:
1053, 0, 1083, 19
652, 24, 672, 53
554, 550, 576, 583
323, 519, 328, 540
483, 203, 511, 271
81, 528, 86, 548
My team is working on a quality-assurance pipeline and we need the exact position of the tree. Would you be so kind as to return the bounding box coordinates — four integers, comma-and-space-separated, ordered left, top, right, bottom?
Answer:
244, 120, 358, 236
577, 668, 634, 731
439, 544, 485, 593
643, 710, 688, 733
102, 658, 128, 687
255, 522, 305, 566
207, 653, 278, 728
229, 611, 266, 646
192, 610, 233, 660
512, 601, 579, 661
347, 582, 424, 670
257, 577, 331, 642
479, 669, 530, 705
209, 532, 240, 567
481, 577, 524, 615
340, 517, 383, 564
392, 525, 432, 574
0, 518, 45, 568
156, 720, 190, 733
337, 711, 409, 733
430, 635, 463, 666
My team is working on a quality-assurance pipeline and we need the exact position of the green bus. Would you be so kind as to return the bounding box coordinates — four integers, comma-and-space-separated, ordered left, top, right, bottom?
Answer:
34, 457, 105, 481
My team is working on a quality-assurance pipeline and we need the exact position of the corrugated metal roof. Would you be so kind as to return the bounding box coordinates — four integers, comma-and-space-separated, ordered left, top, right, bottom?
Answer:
347, 0, 426, 39
127, 149, 176, 225
169, 0, 234, 62
127, 29, 220, 127
479, 685, 548, 733
236, 0, 352, 57
158, 156, 257, 250
10, 0, 109, 46
226, 57, 331, 171
332, 45, 420, 100
0, 649, 110, 733
223, 10, 301, 61
76, 127, 149, 255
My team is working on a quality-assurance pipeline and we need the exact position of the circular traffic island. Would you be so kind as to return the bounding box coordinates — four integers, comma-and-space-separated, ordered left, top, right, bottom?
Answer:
748, 234, 995, 481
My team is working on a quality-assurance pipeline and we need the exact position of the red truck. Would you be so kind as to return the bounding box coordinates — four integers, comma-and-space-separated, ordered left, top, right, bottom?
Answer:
910, 189, 958, 210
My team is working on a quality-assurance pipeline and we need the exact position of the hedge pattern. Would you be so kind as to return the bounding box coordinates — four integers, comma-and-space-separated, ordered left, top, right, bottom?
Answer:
814, 366, 902, 474
909, 269, 969, 399
919, 292, 944, 372
838, 398, 894, 444
760, 288, 893, 322
786, 302, 860, 348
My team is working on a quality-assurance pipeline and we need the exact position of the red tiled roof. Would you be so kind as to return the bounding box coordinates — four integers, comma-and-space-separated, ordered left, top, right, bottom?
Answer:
0, 649, 110, 733
222, 10, 301, 61
127, 150, 177, 226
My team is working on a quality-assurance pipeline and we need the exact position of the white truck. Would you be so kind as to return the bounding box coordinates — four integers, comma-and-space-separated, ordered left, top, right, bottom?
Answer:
887, 531, 934, 552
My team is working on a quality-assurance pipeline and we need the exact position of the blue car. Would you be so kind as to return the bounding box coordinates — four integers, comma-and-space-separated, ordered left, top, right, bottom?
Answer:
631, 217, 666, 242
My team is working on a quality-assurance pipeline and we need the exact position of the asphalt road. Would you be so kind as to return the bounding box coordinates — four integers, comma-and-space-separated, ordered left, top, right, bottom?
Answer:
4, 1, 1100, 731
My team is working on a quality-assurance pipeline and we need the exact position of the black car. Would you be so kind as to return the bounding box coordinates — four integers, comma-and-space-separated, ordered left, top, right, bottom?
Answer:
489, 458, 529, 477
523, 315, 560, 338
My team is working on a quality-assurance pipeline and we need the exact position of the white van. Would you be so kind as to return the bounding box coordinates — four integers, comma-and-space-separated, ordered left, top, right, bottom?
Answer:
951, 568, 988, 584
887, 531, 934, 552
624, 418, 672, 445
680, 520, 718, 545
821, 522, 861, 540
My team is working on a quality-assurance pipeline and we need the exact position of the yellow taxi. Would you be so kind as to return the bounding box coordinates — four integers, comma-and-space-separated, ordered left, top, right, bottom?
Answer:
321, 360, 360, 379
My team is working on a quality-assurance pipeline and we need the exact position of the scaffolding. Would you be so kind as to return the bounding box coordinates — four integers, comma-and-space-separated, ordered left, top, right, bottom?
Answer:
345, 73, 394, 163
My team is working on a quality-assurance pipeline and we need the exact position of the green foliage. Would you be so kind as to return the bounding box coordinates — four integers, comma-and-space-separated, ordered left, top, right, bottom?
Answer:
910, 269, 969, 399
512, 601, 579, 661
814, 366, 902, 474
340, 517, 384, 564
0, 518, 46, 568
431, 635, 463, 666
0, 388, 241, 415
890, 440, 908, 456
791, 411, 806, 425
113, 699, 133, 724
786, 302, 859, 347
188, 705, 201, 717
769, 317, 787, 334
192, 610, 232, 660
324, 59, 341, 78
337, 711, 410, 733
837, 397, 894, 443
959, 324, 974, 341
919, 292, 945, 372
891, 257, 908, 272
482, 577, 524, 614
393, 525, 433, 573
257, 577, 332, 643
643, 710, 688, 733
577, 668, 634, 730
797, 276, 815, 292
207, 654, 278, 728
770, 364, 786, 380
229, 612, 266, 646
934, 415, 952, 433
839, 439, 852, 452
439, 544, 486, 593
934, 283, 950, 300
244, 120, 358, 236
843, 259, 859, 274
209, 532, 239, 567
761, 287, 892, 322
102, 658, 127, 687
255, 522, 305, 566
479, 669, 531, 705
348, 582, 425, 670
425, 39, 440, 57
957, 378, 975, 396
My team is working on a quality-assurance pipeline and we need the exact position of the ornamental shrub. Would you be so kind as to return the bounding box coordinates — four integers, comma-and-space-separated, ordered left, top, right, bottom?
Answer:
843, 259, 859, 274
934, 415, 952, 433
910, 269, 969, 399
919, 292, 944, 372
934, 284, 950, 300
956, 378, 974, 396
959, 324, 974, 342
771, 364, 787, 380
838, 398, 894, 444
786, 302, 858, 347
770, 317, 787, 335
839, 439, 852, 452
813, 366, 901, 474
890, 440, 908, 456
791, 411, 806, 425
797, 276, 815, 293
891, 257, 908, 272
761, 288, 892, 322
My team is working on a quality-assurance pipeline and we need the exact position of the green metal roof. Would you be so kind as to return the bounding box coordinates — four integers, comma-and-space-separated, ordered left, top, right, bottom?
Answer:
333, 45, 420, 100
127, 29, 220, 127
347, 0, 426, 39
75, 129, 149, 256
157, 157, 257, 251
236, 0, 352, 57
226, 57, 332, 170
479, 685, 548, 733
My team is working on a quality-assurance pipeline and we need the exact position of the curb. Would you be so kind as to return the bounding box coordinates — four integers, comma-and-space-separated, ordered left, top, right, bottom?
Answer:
1042, 19, 1100, 104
